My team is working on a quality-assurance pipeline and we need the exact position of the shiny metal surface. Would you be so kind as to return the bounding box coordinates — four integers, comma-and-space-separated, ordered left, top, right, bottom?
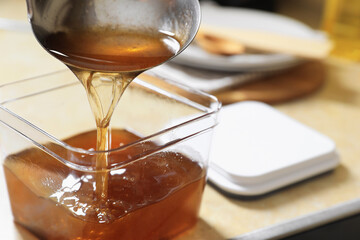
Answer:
26, 0, 201, 63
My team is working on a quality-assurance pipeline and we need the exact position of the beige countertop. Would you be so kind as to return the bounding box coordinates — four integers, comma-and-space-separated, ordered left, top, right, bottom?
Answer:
1, 1, 360, 239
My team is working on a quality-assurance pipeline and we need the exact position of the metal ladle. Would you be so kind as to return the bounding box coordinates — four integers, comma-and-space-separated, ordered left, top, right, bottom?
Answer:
25, 0, 201, 69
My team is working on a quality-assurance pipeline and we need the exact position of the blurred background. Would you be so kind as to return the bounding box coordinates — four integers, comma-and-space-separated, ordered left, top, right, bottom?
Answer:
0, 0, 325, 28
201, 0, 324, 28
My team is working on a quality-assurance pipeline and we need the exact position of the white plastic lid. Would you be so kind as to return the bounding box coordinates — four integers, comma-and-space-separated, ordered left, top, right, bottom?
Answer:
208, 101, 339, 196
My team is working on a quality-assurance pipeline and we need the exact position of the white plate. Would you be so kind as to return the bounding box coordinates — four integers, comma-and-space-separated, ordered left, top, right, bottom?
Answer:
208, 101, 339, 196
172, 3, 327, 72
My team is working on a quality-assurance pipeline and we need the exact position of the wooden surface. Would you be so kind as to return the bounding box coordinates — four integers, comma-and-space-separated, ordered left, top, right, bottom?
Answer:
215, 61, 325, 105
2, 1, 360, 240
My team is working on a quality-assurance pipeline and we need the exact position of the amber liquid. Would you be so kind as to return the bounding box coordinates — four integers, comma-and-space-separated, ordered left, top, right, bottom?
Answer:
42, 29, 181, 72
41, 29, 181, 200
4, 129, 206, 240
4, 27, 197, 239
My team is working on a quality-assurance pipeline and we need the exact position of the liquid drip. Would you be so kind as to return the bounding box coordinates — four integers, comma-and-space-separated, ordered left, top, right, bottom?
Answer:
42, 29, 181, 200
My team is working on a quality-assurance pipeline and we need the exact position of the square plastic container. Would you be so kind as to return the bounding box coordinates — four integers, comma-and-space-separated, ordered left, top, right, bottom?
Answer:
0, 70, 220, 240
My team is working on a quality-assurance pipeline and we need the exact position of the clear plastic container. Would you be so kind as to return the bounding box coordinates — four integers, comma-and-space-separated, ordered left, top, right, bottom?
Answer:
0, 70, 220, 240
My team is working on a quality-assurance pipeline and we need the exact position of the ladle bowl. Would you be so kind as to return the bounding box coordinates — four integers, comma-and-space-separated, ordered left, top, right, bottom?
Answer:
25, 0, 201, 68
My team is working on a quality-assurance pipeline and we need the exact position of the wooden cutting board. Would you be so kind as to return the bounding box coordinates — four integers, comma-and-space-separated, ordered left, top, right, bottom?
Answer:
214, 61, 325, 105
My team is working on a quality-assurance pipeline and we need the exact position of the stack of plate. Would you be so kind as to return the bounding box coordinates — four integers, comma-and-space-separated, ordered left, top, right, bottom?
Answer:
152, 3, 328, 92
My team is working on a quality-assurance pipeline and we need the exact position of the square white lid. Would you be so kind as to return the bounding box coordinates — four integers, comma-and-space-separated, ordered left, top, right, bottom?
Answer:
208, 101, 339, 196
